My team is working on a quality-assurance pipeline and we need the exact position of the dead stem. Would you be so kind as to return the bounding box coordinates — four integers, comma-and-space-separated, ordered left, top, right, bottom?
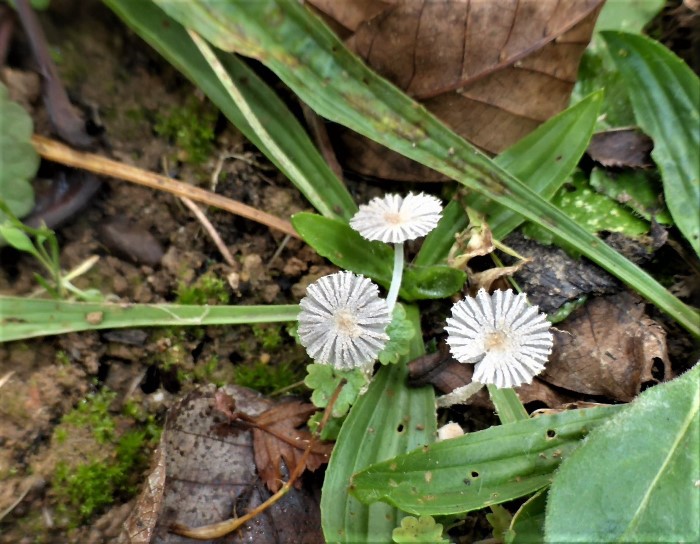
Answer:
30, 134, 299, 239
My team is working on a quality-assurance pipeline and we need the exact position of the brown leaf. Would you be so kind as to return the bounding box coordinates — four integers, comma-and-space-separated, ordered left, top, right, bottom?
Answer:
119, 386, 324, 544
586, 128, 653, 168
407, 345, 577, 409
252, 400, 333, 493
310, 0, 604, 180
542, 292, 673, 401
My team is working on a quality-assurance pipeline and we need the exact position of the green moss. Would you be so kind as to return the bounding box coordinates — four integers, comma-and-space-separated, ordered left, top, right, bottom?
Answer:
55, 350, 71, 366
52, 429, 155, 526
154, 96, 217, 164
176, 272, 230, 305
52, 390, 162, 528
232, 359, 302, 395
62, 390, 117, 444
252, 323, 284, 351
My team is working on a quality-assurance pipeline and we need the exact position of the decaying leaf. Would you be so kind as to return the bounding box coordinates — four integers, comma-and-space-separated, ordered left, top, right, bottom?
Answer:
502, 232, 619, 315
309, 0, 604, 180
586, 128, 653, 168
407, 344, 577, 409
119, 385, 325, 544
251, 400, 333, 493
542, 291, 673, 401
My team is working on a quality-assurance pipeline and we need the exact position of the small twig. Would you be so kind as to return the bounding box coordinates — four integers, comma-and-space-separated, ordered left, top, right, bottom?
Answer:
266, 234, 291, 269
30, 134, 299, 239
180, 197, 237, 268
0, 371, 14, 391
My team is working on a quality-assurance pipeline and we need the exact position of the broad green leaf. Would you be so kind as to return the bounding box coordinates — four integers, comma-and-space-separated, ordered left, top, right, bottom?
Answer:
0, 296, 299, 342
351, 405, 621, 515
602, 31, 700, 256
505, 489, 547, 544
321, 305, 436, 543
545, 365, 700, 543
417, 92, 603, 266
590, 167, 673, 225
0, 83, 37, 221
292, 213, 465, 301
104, 0, 355, 221
570, 0, 663, 131
152, 1, 698, 335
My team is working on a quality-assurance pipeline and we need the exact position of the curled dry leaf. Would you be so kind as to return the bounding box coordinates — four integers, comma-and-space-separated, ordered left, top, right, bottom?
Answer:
542, 291, 673, 401
309, 0, 605, 180
119, 385, 325, 544
586, 128, 653, 169
503, 232, 619, 314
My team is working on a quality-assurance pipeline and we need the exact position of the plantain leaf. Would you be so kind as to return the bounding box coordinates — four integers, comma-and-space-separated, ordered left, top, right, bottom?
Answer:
0, 296, 299, 342
602, 31, 700, 256
350, 405, 621, 515
545, 365, 700, 543
104, 0, 356, 221
321, 305, 436, 543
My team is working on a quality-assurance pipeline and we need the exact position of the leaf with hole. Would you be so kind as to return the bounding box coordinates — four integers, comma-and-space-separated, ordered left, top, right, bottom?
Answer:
350, 405, 621, 515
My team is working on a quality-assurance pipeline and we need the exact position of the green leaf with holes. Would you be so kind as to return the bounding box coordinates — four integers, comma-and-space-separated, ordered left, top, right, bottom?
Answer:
350, 405, 621, 515
545, 365, 700, 542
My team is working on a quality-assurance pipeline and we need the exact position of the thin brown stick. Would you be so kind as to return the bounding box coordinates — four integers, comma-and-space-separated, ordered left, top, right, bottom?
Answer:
180, 197, 237, 268
30, 134, 299, 239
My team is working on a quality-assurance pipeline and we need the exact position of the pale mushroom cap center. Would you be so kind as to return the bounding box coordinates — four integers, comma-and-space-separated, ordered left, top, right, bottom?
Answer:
483, 330, 511, 352
334, 309, 362, 338
383, 211, 404, 225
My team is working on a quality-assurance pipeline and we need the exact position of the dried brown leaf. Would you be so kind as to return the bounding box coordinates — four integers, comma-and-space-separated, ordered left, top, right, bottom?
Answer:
252, 400, 333, 493
587, 128, 653, 168
310, 0, 604, 180
542, 292, 673, 401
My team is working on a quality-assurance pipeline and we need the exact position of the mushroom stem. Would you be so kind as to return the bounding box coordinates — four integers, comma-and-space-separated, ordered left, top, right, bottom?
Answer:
386, 242, 404, 312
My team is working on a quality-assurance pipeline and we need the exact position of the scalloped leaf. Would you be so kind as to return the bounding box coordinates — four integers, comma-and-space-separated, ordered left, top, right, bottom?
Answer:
0, 83, 37, 221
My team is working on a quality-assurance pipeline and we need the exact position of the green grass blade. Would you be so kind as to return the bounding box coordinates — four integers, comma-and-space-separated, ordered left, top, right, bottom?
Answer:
417, 91, 602, 266
104, 0, 356, 221
321, 305, 436, 543
602, 31, 700, 257
488, 385, 529, 424
153, 1, 698, 336
0, 296, 298, 342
